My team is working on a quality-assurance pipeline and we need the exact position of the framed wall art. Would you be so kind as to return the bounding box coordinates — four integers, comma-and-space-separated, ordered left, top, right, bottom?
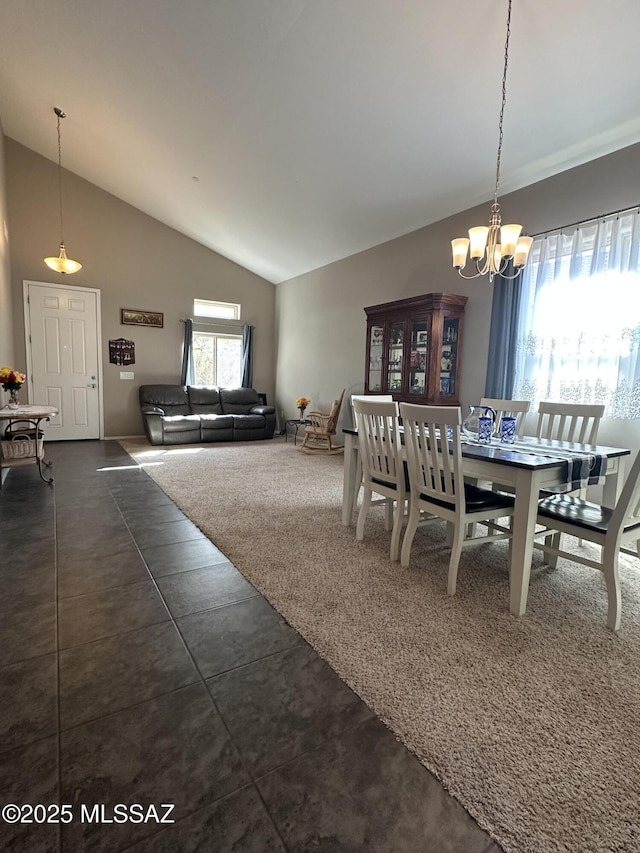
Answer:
121, 308, 164, 328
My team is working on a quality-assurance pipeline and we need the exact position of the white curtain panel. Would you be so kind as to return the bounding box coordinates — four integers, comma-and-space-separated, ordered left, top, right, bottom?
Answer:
513, 209, 640, 419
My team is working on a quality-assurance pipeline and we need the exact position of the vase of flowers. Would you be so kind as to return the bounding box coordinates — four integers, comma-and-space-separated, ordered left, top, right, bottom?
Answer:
296, 396, 311, 421
0, 366, 26, 409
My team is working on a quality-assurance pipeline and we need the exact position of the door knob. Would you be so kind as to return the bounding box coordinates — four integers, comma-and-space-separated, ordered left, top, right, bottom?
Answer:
87, 383, 97, 389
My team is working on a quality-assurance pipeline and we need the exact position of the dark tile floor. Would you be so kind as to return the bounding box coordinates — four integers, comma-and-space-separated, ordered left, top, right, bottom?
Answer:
0, 440, 504, 852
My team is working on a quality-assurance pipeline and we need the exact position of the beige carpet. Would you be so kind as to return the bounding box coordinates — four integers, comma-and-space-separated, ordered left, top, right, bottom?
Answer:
121, 437, 640, 853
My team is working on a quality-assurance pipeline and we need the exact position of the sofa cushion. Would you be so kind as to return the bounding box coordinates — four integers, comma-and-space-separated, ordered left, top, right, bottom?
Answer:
219, 387, 260, 415
200, 414, 234, 442
156, 415, 202, 445
200, 414, 233, 437
199, 413, 233, 428
139, 384, 190, 415
187, 386, 224, 414
162, 415, 202, 434
232, 414, 267, 430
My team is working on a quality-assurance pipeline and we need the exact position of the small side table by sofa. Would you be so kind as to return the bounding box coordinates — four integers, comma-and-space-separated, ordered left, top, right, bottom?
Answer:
0, 404, 58, 484
285, 418, 312, 446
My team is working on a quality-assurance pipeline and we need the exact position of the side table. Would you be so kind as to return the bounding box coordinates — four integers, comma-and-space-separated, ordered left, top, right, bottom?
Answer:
284, 418, 312, 446
0, 404, 58, 484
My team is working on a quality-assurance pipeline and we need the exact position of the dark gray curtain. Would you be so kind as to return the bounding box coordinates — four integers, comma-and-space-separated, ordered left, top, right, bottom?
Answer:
180, 319, 194, 386
241, 325, 254, 388
484, 264, 523, 399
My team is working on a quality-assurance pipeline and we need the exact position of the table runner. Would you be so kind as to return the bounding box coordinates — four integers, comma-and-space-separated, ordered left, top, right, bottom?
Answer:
463, 436, 608, 493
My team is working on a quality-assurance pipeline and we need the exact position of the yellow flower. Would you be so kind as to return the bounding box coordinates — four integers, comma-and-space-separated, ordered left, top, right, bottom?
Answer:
0, 366, 26, 391
296, 396, 311, 409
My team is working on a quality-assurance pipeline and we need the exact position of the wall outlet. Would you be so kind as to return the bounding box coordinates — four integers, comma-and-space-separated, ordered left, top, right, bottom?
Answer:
120, 371, 135, 380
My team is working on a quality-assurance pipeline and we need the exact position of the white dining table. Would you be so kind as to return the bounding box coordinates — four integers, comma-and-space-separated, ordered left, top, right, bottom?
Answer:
341, 428, 631, 618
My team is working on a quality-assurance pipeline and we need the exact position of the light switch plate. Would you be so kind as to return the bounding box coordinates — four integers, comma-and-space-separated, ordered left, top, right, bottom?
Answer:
120, 371, 135, 380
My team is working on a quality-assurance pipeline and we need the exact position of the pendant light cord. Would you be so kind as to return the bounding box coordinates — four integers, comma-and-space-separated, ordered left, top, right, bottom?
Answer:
493, 0, 512, 212
55, 108, 65, 245
44, 105, 82, 273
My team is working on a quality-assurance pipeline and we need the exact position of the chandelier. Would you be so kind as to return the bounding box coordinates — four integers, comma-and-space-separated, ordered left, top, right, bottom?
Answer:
451, 0, 532, 282
44, 107, 82, 275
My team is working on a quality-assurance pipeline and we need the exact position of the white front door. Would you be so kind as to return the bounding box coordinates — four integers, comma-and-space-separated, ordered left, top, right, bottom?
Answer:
25, 281, 102, 440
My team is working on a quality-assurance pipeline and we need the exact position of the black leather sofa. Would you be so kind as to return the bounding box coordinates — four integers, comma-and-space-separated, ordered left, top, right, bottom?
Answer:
139, 385, 276, 446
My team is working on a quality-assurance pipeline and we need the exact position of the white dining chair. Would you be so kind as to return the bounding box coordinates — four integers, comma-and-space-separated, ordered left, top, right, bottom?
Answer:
535, 402, 605, 444
350, 394, 394, 424
533, 450, 640, 630
399, 403, 515, 595
536, 402, 606, 547
352, 398, 405, 561
480, 397, 531, 438
350, 394, 394, 519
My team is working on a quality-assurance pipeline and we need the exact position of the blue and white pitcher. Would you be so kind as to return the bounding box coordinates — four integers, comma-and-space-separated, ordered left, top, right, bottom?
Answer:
462, 405, 496, 444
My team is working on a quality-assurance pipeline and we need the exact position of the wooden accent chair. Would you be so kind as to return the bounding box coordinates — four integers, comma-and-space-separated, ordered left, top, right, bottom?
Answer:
299, 389, 346, 454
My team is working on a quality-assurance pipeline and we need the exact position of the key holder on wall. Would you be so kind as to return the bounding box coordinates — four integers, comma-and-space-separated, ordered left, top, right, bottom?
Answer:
109, 338, 135, 366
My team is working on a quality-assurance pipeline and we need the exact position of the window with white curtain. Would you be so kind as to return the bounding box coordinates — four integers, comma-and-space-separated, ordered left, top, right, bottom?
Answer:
512, 209, 640, 419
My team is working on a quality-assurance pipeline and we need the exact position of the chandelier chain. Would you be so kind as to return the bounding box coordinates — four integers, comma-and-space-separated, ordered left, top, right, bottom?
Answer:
451, 0, 531, 281
493, 0, 512, 210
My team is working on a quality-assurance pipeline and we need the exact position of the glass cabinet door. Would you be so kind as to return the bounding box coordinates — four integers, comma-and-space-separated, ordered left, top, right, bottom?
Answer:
439, 317, 460, 398
365, 294, 465, 403
387, 322, 404, 393
409, 320, 428, 396
368, 324, 384, 392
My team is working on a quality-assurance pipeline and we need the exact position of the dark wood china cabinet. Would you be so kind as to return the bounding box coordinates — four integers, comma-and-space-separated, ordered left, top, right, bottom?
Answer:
364, 292, 467, 405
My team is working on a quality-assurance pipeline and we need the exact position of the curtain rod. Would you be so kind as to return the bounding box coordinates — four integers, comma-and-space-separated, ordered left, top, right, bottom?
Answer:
180, 318, 246, 327
532, 203, 640, 239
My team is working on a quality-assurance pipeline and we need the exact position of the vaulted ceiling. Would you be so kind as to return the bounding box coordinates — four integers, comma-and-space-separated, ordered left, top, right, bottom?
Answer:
1, 1, 639, 283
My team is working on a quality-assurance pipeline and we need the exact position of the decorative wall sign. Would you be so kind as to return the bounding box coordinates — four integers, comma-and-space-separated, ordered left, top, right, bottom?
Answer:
121, 308, 164, 328
109, 338, 136, 365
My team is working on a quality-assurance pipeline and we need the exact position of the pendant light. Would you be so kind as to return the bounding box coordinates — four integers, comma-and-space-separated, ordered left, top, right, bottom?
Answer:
44, 107, 82, 274
451, 0, 532, 282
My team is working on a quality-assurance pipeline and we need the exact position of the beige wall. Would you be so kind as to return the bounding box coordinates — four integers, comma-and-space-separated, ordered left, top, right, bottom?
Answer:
6, 129, 639, 447
5, 139, 276, 437
275, 142, 640, 450
0, 123, 14, 371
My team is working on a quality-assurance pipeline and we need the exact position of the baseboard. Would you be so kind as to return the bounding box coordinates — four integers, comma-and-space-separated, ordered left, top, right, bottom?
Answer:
103, 434, 146, 441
